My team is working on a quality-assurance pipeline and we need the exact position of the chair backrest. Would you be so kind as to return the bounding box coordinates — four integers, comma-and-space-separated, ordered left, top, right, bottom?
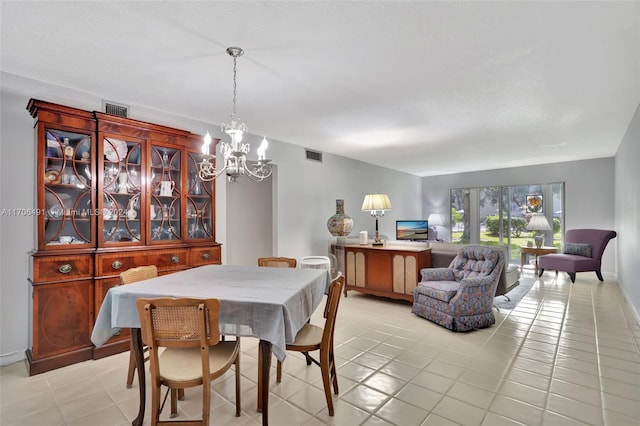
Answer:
136, 297, 222, 383
120, 265, 158, 284
565, 229, 617, 264
137, 297, 221, 348
300, 256, 331, 270
258, 257, 297, 268
450, 245, 504, 283
321, 274, 345, 348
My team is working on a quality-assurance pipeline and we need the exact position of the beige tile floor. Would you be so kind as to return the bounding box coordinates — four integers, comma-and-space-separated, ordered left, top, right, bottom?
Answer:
1, 270, 639, 425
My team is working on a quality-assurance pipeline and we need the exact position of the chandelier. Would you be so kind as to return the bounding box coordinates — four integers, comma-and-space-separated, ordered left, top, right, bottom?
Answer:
199, 47, 272, 183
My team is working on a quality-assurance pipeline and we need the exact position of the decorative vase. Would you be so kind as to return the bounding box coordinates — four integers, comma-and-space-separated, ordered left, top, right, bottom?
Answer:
327, 199, 353, 237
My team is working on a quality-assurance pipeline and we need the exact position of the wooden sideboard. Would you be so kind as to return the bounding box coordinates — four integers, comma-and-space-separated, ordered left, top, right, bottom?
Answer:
344, 244, 431, 302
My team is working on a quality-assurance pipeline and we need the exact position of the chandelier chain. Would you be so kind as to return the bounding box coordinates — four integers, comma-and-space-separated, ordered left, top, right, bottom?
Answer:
232, 55, 238, 117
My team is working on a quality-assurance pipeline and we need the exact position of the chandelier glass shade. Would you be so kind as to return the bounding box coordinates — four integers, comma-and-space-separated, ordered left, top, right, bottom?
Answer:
199, 47, 272, 183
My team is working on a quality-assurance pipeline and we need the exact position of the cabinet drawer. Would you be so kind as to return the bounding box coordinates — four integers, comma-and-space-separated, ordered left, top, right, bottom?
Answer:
147, 248, 189, 271
96, 252, 147, 277
96, 249, 190, 277
32, 254, 94, 282
190, 246, 221, 267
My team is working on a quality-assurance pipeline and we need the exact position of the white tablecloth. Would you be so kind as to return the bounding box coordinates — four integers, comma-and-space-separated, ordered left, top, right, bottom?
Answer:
91, 264, 329, 361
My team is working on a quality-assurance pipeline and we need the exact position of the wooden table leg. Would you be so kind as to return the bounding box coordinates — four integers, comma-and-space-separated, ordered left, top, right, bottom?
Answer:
520, 252, 525, 273
131, 328, 145, 426
258, 340, 271, 426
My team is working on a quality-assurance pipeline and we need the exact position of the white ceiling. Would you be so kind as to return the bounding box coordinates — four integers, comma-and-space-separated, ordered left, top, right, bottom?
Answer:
2, 1, 639, 176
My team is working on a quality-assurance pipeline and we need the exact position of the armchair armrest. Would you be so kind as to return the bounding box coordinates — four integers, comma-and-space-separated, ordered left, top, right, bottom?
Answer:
449, 275, 497, 309
458, 275, 494, 291
420, 268, 455, 282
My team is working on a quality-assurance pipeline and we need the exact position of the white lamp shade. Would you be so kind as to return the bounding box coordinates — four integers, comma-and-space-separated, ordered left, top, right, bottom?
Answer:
361, 194, 392, 211
427, 213, 443, 226
526, 214, 552, 231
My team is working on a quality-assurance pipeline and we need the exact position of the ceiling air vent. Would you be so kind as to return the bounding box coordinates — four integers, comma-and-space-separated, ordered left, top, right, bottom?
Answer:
102, 100, 129, 118
305, 149, 323, 163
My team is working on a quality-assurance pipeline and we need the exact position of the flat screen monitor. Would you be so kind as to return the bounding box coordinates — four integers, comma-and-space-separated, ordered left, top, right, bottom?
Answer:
396, 220, 429, 241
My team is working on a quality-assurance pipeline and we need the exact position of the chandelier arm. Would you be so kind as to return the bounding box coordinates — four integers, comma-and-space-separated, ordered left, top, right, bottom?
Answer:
198, 156, 227, 182
242, 161, 273, 182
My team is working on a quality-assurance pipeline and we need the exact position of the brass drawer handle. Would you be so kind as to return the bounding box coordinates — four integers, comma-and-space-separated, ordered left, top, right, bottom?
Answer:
171, 256, 180, 264
202, 252, 210, 260
58, 263, 73, 274
112, 260, 123, 270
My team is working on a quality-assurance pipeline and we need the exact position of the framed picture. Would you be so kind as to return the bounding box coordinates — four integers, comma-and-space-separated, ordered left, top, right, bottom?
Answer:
526, 194, 543, 213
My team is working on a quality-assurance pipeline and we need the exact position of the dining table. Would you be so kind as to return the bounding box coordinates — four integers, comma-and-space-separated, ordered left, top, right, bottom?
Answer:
91, 264, 330, 426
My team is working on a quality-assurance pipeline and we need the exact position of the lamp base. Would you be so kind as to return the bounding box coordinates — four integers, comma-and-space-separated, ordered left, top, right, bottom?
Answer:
534, 235, 543, 248
372, 241, 384, 246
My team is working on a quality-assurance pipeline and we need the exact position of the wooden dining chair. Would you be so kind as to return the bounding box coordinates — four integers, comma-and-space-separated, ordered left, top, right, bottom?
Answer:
136, 297, 241, 425
257, 257, 297, 268
276, 274, 345, 416
120, 265, 158, 389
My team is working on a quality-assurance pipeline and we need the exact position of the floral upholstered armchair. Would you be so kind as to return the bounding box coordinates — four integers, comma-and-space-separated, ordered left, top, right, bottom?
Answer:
412, 245, 504, 331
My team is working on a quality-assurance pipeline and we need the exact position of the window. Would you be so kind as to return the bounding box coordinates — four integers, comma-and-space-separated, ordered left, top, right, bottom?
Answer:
450, 183, 564, 264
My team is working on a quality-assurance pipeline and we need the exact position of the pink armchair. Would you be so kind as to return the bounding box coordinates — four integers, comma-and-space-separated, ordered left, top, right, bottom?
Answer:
538, 229, 616, 283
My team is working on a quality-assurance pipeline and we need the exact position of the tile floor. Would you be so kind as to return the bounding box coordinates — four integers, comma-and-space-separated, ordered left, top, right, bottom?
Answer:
1, 270, 639, 426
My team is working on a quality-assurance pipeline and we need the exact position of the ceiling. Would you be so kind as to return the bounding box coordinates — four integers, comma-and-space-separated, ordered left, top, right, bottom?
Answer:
2, 1, 639, 177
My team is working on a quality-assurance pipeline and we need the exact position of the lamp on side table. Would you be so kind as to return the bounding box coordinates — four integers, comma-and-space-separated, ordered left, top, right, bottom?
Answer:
526, 214, 552, 248
361, 194, 392, 246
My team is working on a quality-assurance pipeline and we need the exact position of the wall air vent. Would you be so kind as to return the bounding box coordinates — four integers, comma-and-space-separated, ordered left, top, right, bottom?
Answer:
102, 100, 129, 118
305, 149, 323, 163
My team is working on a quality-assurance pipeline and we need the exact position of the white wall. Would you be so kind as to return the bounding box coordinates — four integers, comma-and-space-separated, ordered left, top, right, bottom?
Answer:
225, 173, 273, 265
615, 102, 640, 321
421, 158, 617, 275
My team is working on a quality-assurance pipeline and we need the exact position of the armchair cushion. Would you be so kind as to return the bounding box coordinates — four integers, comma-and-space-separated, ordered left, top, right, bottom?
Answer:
564, 243, 592, 258
418, 281, 460, 303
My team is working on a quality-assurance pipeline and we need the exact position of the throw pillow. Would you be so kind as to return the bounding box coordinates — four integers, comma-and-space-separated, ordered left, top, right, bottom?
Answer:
564, 243, 592, 258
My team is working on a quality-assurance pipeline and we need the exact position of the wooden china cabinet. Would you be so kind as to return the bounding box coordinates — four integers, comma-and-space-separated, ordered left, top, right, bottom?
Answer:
27, 100, 222, 375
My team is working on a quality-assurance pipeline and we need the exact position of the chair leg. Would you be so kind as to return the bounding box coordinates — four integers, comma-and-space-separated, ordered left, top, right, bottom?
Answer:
329, 351, 339, 395
235, 354, 241, 417
151, 383, 161, 426
568, 272, 576, 283
319, 349, 334, 416
596, 271, 604, 281
276, 360, 282, 383
126, 345, 136, 388
202, 378, 211, 426
170, 388, 178, 418
304, 351, 313, 366
538, 268, 544, 277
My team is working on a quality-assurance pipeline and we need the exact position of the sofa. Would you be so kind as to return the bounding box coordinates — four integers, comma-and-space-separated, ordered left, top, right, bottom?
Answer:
427, 242, 520, 298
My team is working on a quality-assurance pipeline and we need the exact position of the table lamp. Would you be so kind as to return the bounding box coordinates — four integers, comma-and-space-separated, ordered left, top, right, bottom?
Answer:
526, 214, 551, 248
427, 213, 443, 240
362, 193, 392, 246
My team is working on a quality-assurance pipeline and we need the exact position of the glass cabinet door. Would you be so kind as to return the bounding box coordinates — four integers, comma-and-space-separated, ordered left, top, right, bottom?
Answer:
42, 129, 94, 248
149, 145, 181, 242
100, 137, 143, 245
186, 151, 215, 240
